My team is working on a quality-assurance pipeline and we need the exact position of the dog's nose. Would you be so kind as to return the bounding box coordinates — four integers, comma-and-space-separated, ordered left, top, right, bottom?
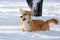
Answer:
23, 18, 26, 21
20, 16, 22, 18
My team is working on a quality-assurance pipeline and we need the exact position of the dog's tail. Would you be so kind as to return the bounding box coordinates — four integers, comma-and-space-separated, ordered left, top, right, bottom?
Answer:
46, 19, 58, 25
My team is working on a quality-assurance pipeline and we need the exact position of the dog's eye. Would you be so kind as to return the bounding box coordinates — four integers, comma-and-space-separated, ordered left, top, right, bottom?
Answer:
20, 16, 22, 18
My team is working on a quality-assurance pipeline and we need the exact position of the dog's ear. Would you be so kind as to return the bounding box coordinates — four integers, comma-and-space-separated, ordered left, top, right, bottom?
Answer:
20, 9, 25, 14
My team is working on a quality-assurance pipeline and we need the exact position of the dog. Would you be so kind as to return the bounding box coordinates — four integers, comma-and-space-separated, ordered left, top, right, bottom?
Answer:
20, 9, 58, 32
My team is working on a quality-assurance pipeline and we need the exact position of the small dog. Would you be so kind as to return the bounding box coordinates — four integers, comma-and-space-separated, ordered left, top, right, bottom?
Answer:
20, 9, 58, 32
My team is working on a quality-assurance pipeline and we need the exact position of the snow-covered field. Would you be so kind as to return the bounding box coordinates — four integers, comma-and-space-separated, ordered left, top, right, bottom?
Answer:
0, 31, 60, 40
0, 0, 60, 40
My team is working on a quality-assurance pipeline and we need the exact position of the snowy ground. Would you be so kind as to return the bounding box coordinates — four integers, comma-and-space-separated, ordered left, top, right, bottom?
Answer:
0, 16, 60, 40
0, 0, 60, 40
0, 31, 60, 40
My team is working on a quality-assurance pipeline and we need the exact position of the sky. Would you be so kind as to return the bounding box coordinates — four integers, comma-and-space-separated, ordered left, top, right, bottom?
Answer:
0, 0, 60, 26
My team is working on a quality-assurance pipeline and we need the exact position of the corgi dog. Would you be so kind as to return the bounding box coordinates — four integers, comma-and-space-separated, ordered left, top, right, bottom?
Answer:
20, 9, 58, 32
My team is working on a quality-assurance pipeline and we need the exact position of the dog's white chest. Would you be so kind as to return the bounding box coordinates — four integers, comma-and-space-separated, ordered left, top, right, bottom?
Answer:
23, 21, 30, 32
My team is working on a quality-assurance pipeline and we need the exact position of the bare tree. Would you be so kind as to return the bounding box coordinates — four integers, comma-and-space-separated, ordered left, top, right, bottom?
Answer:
26, 0, 43, 16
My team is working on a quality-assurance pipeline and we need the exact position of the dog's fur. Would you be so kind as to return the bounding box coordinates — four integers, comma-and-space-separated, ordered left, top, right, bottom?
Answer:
20, 9, 58, 32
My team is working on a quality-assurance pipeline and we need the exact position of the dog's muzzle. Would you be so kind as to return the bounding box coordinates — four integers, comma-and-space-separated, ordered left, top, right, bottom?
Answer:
23, 18, 26, 21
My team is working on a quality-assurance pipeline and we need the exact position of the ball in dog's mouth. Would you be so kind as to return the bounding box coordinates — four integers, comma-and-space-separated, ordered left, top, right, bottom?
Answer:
23, 18, 26, 21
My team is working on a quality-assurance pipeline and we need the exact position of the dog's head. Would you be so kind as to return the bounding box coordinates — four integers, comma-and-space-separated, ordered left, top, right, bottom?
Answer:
20, 9, 32, 21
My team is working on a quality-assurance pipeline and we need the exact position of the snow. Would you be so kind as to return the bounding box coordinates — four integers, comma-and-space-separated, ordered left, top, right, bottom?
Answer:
0, 31, 60, 40
0, 0, 60, 40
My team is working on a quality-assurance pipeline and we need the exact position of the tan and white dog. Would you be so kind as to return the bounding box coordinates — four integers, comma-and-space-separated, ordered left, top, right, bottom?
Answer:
20, 9, 58, 32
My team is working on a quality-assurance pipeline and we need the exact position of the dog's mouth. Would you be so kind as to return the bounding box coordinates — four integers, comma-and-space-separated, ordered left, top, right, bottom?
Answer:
23, 18, 26, 21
